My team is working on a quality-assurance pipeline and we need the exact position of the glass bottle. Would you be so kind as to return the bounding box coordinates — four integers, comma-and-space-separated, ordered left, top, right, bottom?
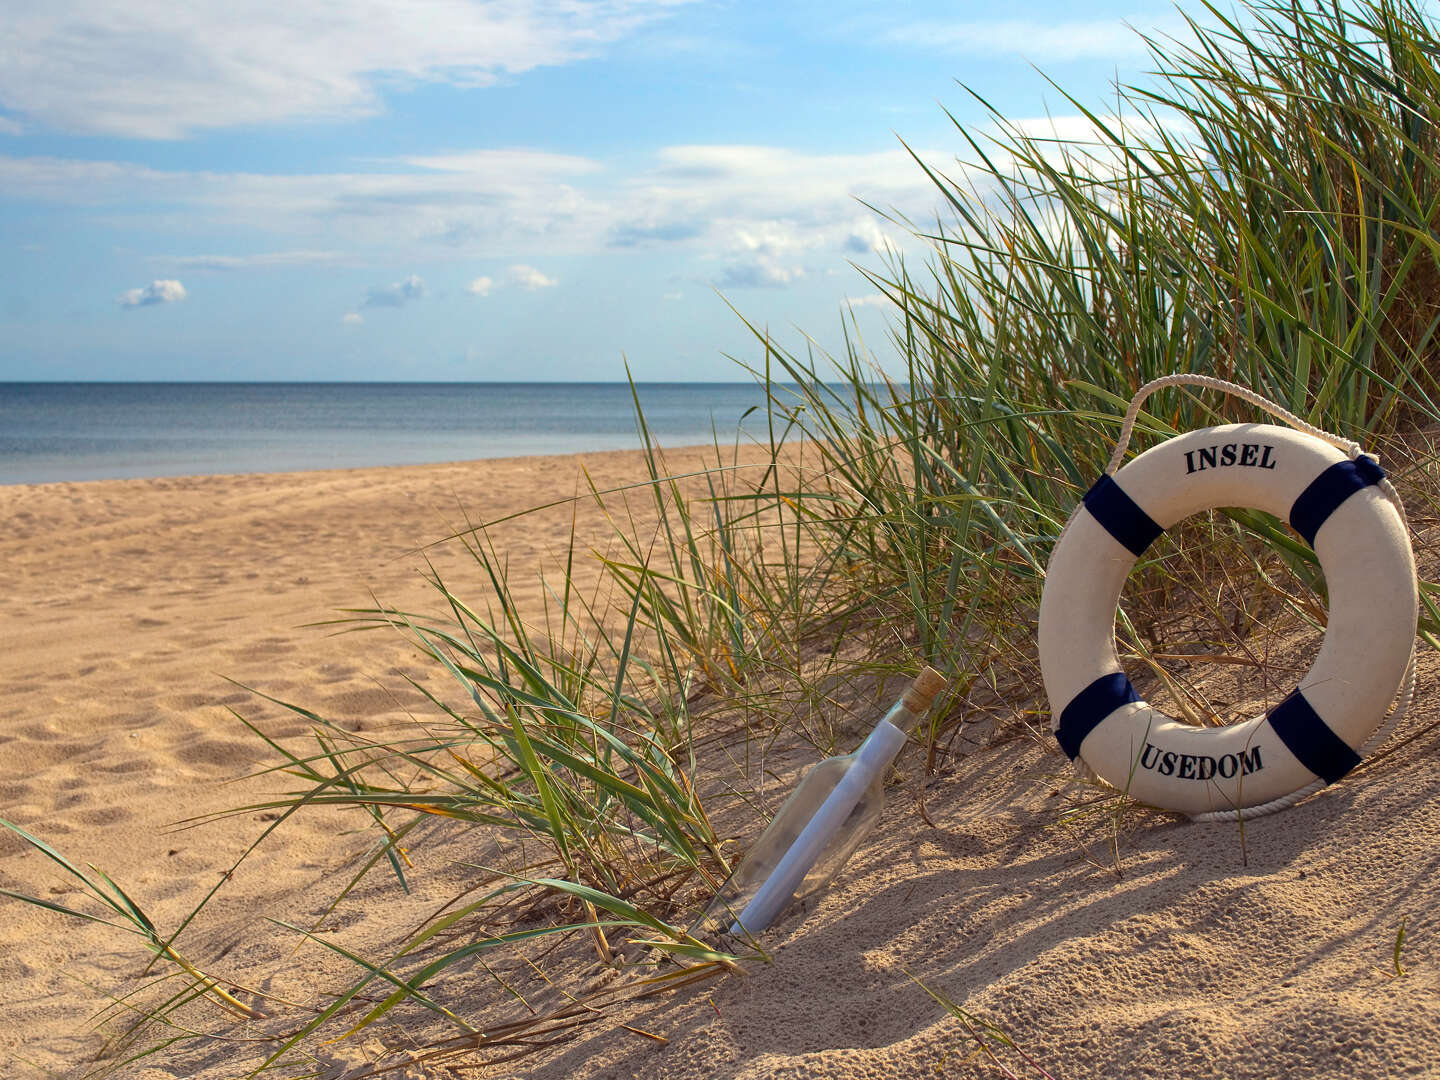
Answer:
698, 667, 946, 938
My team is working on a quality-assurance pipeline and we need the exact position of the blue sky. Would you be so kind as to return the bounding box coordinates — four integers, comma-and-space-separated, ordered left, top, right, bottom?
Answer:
1, 0, 1196, 381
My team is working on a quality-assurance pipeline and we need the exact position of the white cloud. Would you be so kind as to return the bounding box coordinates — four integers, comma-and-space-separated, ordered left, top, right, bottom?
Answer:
629, 145, 943, 265
731, 221, 810, 258
843, 218, 894, 256
157, 250, 350, 270
0, 156, 182, 199
118, 279, 186, 308
0, 151, 612, 258
507, 264, 557, 290
0, 142, 953, 276
714, 261, 803, 289
0, 1, 689, 138
883, 15, 1185, 62
362, 274, 425, 308
467, 267, 556, 294
341, 312, 364, 325
405, 149, 603, 177
646, 145, 930, 211
981, 112, 1198, 185
0, 116, 21, 135
847, 293, 893, 309
1006, 113, 1189, 145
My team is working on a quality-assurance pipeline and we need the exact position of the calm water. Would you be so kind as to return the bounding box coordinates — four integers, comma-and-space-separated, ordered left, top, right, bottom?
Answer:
0, 382, 783, 484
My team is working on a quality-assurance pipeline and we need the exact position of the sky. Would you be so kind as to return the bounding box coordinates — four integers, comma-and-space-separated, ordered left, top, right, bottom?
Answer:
0, 0, 1199, 382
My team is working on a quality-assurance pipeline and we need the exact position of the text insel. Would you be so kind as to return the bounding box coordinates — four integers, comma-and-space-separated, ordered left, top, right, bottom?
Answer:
1139, 742, 1263, 779
1183, 443, 1278, 474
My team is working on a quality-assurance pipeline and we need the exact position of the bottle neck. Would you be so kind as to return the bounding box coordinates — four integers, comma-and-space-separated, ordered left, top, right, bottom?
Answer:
849, 702, 917, 758
853, 713, 910, 772
878, 700, 920, 734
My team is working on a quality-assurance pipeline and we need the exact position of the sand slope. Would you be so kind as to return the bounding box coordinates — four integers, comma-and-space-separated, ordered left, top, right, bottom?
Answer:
2, 449, 1437, 1080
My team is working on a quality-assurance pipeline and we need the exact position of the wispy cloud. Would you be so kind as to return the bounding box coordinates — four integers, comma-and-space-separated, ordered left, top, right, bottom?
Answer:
466, 276, 494, 297
404, 150, 603, 177
714, 261, 803, 289
609, 220, 704, 247
0, 1, 690, 138
156, 250, 350, 271
0, 116, 21, 135
882, 15, 1184, 62
1005, 113, 1188, 143
119, 279, 186, 308
341, 312, 364, 325
1, 142, 949, 286
621, 145, 936, 280
983, 112, 1198, 183
362, 274, 425, 308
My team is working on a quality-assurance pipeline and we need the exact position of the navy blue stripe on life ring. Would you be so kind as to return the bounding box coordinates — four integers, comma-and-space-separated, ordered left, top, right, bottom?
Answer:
1289, 456, 1385, 547
1056, 672, 1141, 761
1083, 474, 1164, 557
1265, 690, 1361, 784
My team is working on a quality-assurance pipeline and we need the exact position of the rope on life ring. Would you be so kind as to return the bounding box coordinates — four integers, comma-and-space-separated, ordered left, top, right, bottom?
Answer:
1039, 375, 1419, 821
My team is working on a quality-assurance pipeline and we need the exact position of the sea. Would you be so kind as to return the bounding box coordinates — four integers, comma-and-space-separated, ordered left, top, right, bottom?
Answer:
0, 382, 789, 485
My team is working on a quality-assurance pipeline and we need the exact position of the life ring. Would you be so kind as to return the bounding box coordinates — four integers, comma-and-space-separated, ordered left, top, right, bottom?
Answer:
1039, 422, 1416, 816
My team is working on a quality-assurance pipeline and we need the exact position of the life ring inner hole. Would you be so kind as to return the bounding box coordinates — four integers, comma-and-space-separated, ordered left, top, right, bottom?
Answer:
1116, 505, 1328, 731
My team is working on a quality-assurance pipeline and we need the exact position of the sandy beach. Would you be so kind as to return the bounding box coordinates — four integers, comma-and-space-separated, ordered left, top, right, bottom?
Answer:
0, 446, 746, 1076
3, 447, 1439, 1079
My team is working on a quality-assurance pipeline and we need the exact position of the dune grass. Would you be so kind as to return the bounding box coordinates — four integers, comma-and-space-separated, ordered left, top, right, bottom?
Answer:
6, 0, 1440, 1073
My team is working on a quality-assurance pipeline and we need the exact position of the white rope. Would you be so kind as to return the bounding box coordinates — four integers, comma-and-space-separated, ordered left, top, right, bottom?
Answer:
1084, 374, 1419, 822
1106, 374, 1362, 475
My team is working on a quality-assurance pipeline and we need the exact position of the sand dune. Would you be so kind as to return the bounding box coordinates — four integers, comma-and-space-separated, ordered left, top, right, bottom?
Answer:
2, 448, 1437, 1079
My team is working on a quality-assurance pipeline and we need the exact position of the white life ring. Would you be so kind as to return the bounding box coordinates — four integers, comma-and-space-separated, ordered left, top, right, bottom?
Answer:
1039, 422, 1416, 815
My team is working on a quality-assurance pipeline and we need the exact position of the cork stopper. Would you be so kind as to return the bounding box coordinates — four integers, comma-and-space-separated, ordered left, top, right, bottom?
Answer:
900, 666, 948, 716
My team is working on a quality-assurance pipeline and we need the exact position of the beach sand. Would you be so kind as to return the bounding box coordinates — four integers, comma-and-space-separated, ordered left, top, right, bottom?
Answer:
2, 449, 1438, 1079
